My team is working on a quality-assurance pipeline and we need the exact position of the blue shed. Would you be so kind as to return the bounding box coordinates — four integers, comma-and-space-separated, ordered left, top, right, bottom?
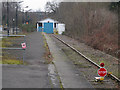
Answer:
37, 18, 58, 34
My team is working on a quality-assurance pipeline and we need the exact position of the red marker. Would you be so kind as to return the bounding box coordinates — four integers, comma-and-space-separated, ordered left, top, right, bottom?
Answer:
100, 63, 104, 67
98, 67, 107, 77
97, 63, 107, 77
21, 43, 26, 49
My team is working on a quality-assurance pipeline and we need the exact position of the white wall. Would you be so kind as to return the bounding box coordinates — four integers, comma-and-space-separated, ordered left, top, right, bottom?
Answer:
37, 23, 39, 32
57, 23, 65, 34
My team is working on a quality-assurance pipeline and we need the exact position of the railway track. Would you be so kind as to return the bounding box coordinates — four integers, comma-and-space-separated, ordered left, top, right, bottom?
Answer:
52, 35, 120, 83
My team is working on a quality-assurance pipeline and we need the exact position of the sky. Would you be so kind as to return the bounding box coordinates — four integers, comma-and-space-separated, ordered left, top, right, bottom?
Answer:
21, 0, 54, 12
19, 0, 118, 12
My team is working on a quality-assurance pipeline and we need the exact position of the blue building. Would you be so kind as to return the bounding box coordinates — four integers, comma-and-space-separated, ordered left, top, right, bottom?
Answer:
37, 18, 58, 34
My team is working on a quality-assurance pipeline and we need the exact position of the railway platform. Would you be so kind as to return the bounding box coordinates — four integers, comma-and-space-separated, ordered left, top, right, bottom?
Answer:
44, 33, 93, 88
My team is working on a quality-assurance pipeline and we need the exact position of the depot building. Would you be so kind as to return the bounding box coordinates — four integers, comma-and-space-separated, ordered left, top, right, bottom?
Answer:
36, 18, 65, 34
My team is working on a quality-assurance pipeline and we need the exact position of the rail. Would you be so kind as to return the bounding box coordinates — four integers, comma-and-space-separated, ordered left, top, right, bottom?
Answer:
53, 35, 120, 82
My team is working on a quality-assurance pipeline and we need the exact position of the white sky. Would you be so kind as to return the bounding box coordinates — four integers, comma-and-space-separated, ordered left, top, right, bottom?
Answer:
21, 0, 54, 12
19, 0, 118, 12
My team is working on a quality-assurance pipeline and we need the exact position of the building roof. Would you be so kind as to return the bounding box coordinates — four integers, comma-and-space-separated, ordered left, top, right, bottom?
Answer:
38, 18, 58, 23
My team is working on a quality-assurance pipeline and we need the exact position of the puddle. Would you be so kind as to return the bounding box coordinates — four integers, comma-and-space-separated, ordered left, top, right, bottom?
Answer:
48, 63, 61, 88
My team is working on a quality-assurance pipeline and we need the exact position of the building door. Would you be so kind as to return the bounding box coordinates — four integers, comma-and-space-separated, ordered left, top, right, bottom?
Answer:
44, 23, 53, 33
38, 23, 42, 32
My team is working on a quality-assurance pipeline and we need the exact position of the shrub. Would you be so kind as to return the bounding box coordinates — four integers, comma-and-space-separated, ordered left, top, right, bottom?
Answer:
20, 24, 36, 32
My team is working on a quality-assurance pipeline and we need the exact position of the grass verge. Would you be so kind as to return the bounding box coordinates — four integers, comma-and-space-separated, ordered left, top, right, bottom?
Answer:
0, 59, 26, 65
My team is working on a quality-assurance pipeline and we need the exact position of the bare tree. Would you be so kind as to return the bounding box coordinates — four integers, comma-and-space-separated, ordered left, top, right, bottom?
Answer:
47, 2, 118, 57
45, 1, 59, 13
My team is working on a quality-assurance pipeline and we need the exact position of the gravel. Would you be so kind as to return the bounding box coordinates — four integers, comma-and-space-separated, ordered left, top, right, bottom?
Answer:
49, 34, 119, 89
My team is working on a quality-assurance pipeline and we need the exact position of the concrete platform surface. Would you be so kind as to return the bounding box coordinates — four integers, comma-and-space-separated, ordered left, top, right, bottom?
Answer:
44, 33, 93, 88
2, 32, 51, 88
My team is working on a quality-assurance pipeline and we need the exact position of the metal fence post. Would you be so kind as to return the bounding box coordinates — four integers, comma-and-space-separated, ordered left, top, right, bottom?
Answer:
23, 36, 26, 64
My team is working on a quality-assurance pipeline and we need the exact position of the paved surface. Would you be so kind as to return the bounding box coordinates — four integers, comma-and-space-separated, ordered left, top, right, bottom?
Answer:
44, 33, 93, 88
2, 32, 51, 88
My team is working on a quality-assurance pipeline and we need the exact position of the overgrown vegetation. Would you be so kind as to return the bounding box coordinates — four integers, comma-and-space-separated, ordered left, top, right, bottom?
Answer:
109, 2, 119, 12
46, 2, 119, 58
19, 24, 36, 32
42, 33, 53, 64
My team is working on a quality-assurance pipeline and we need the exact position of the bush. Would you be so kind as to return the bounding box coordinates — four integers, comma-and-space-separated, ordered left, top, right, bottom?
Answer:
20, 24, 36, 32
